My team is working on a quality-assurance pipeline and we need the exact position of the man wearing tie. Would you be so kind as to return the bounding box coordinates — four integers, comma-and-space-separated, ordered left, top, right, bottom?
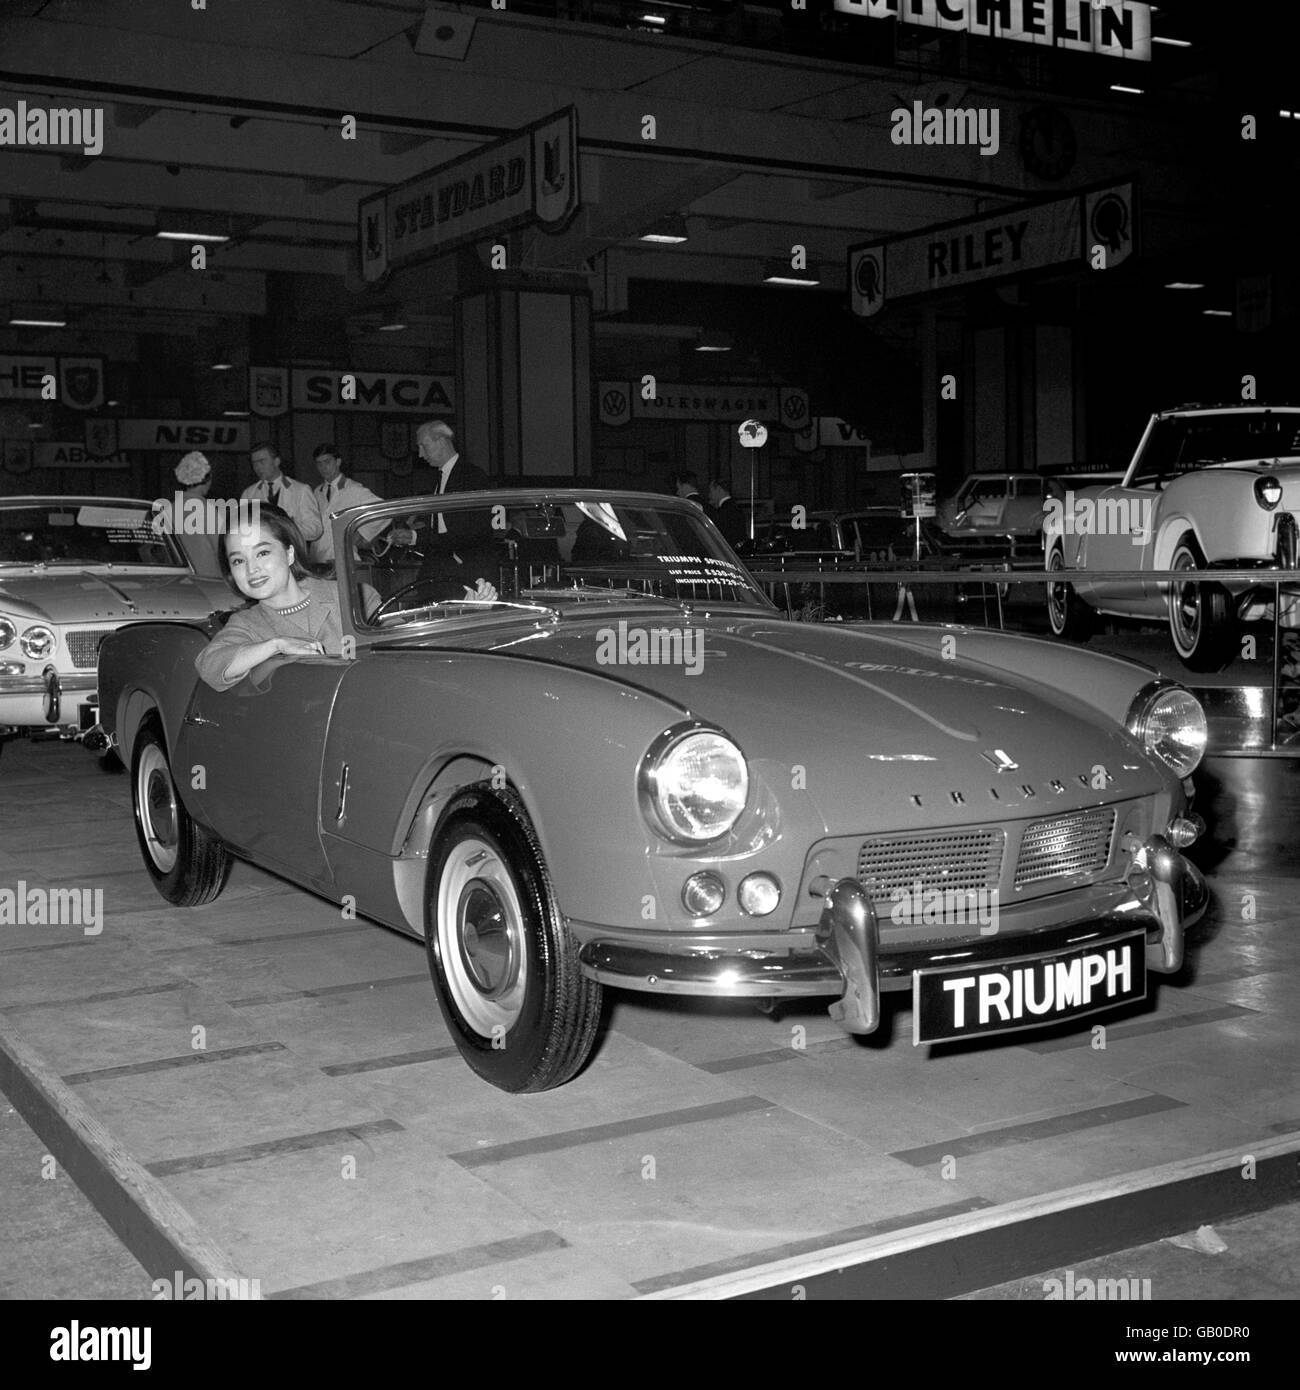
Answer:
413, 420, 495, 590
309, 443, 386, 566
242, 443, 323, 543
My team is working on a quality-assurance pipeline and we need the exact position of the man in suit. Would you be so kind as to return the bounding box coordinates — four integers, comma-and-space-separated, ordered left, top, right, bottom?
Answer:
412, 421, 497, 592
242, 442, 323, 543
707, 478, 746, 547
309, 443, 387, 566
670, 470, 704, 506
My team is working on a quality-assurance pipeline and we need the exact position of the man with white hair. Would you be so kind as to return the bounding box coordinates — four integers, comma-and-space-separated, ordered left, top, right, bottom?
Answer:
411, 420, 494, 590
416, 420, 489, 503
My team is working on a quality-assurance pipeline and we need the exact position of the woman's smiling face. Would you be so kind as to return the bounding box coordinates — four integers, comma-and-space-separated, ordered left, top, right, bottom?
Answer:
225, 524, 294, 603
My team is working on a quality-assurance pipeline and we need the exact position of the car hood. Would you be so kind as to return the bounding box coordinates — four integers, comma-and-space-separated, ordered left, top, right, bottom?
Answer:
0, 570, 226, 624
428, 611, 1166, 826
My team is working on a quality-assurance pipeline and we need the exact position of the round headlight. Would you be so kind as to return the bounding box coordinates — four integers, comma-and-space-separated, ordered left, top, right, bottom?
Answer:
738, 873, 781, 917
20, 624, 56, 660
0, 616, 16, 651
640, 726, 749, 844
1126, 683, 1207, 778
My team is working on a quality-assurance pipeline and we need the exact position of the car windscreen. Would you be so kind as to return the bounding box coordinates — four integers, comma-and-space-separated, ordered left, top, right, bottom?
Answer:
0, 504, 187, 568
1137, 414, 1300, 481
351, 497, 771, 630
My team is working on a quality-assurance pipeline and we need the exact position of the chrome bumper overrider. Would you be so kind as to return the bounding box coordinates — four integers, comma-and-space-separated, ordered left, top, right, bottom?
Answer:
575, 835, 1208, 1036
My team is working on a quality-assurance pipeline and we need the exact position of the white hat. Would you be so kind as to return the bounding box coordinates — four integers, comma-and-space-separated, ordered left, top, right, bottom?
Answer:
175, 451, 211, 485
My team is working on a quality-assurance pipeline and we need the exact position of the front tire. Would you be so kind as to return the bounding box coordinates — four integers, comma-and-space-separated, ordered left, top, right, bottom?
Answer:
425, 788, 602, 1093
1046, 547, 1094, 641
131, 719, 232, 905
1168, 537, 1236, 673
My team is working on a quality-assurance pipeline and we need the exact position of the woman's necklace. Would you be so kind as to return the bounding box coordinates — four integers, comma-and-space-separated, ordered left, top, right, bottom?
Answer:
271, 594, 312, 616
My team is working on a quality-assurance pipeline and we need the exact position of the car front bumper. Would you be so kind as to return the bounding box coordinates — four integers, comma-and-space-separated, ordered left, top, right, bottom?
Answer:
0, 671, 97, 733
574, 834, 1207, 1036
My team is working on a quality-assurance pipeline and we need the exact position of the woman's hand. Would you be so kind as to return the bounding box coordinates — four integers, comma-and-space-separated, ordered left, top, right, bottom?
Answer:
463, 578, 499, 602
275, 636, 325, 656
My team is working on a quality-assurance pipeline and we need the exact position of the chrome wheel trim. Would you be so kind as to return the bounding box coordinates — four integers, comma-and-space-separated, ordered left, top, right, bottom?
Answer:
1169, 545, 1201, 656
436, 835, 528, 1037
136, 742, 179, 874
1046, 550, 1069, 634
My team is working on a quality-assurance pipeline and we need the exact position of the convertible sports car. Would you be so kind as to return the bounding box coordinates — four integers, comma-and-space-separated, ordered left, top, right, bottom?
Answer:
0, 496, 234, 756
97, 489, 1210, 1092
1045, 405, 1300, 670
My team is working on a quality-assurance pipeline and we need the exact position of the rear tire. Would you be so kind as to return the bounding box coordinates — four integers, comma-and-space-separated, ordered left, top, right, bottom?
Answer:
1046, 547, 1094, 641
425, 787, 602, 1093
131, 718, 232, 905
1168, 537, 1236, 673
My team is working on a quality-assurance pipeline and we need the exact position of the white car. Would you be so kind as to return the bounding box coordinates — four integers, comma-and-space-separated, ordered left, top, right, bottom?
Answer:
0, 496, 235, 756
1044, 405, 1300, 671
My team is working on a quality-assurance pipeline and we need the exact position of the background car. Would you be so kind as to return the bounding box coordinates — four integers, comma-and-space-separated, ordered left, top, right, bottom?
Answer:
98, 489, 1209, 1093
1044, 405, 1300, 670
0, 495, 234, 760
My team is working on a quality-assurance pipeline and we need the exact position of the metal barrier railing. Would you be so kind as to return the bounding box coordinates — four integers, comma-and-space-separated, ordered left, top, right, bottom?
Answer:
747, 563, 1300, 757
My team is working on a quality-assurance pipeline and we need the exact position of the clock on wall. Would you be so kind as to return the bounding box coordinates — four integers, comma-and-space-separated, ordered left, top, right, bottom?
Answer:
1019, 105, 1077, 182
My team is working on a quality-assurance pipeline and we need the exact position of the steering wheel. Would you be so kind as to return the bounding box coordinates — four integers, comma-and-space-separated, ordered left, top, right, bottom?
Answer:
373, 578, 460, 622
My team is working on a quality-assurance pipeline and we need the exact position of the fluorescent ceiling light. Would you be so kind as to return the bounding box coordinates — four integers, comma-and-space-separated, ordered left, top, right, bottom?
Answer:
639, 13, 667, 24
1110, 85, 1144, 95
1202, 309, 1231, 317
695, 330, 733, 353
377, 322, 407, 332
641, 215, 688, 244
1164, 282, 1204, 290
763, 266, 820, 287
222, 409, 250, 416
210, 362, 234, 371
8, 316, 66, 327
155, 230, 230, 242
1151, 36, 1191, 47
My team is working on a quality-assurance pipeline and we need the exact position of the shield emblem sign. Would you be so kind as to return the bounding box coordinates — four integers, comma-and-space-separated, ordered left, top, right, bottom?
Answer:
59, 357, 105, 410
84, 418, 119, 458
533, 110, 578, 227
850, 248, 886, 318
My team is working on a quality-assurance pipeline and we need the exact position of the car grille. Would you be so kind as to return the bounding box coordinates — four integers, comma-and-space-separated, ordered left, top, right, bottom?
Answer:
858, 828, 1005, 903
66, 629, 112, 669
1014, 808, 1116, 888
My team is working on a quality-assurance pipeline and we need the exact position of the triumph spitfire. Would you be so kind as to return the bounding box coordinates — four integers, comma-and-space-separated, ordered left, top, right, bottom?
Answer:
95, 490, 1210, 1091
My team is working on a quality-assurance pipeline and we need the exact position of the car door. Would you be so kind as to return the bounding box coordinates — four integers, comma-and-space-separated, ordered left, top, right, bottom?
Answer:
180, 656, 350, 892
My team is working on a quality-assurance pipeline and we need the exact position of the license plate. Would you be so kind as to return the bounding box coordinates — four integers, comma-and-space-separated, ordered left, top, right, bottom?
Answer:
78, 702, 98, 731
912, 932, 1146, 1045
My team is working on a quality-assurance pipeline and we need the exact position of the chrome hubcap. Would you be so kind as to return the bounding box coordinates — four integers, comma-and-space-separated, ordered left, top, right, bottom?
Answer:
437, 837, 528, 1037
1171, 550, 1200, 650
137, 743, 179, 873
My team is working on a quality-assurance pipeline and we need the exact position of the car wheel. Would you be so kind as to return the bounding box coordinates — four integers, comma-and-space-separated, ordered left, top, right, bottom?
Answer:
1168, 537, 1236, 673
131, 718, 232, 906
1046, 547, 1094, 641
425, 788, 602, 1093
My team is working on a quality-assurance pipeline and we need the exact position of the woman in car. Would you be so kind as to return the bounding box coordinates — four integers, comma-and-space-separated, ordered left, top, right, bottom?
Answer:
196, 507, 493, 691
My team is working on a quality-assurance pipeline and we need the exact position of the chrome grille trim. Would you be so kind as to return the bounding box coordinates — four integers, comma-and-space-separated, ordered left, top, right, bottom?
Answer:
857, 827, 1004, 904
1013, 808, 1116, 889
66, 629, 112, 669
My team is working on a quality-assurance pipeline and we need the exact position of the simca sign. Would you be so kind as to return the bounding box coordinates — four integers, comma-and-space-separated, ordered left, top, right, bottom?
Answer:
116, 419, 251, 451
833, 0, 1151, 61
850, 181, 1136, 315
360, 107, 580, 282
291, 370, 454, 414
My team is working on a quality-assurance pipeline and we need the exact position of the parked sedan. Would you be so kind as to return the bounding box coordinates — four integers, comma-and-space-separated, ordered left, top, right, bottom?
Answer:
0, 496, 234, 755
98, 489, 1209, 1092
1044, 405, 1300, 670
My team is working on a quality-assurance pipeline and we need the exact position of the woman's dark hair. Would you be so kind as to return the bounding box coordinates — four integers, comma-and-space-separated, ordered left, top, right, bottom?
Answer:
219, 503, 332, 592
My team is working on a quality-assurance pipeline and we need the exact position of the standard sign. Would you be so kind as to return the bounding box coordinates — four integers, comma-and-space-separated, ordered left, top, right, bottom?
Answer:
849, 181, 1135, 315
913, 932, 1146, 1044
833, 0, 1151, 61
116, 420, 252, 451
359, 107, 579, 282
290, 370, 454, 414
